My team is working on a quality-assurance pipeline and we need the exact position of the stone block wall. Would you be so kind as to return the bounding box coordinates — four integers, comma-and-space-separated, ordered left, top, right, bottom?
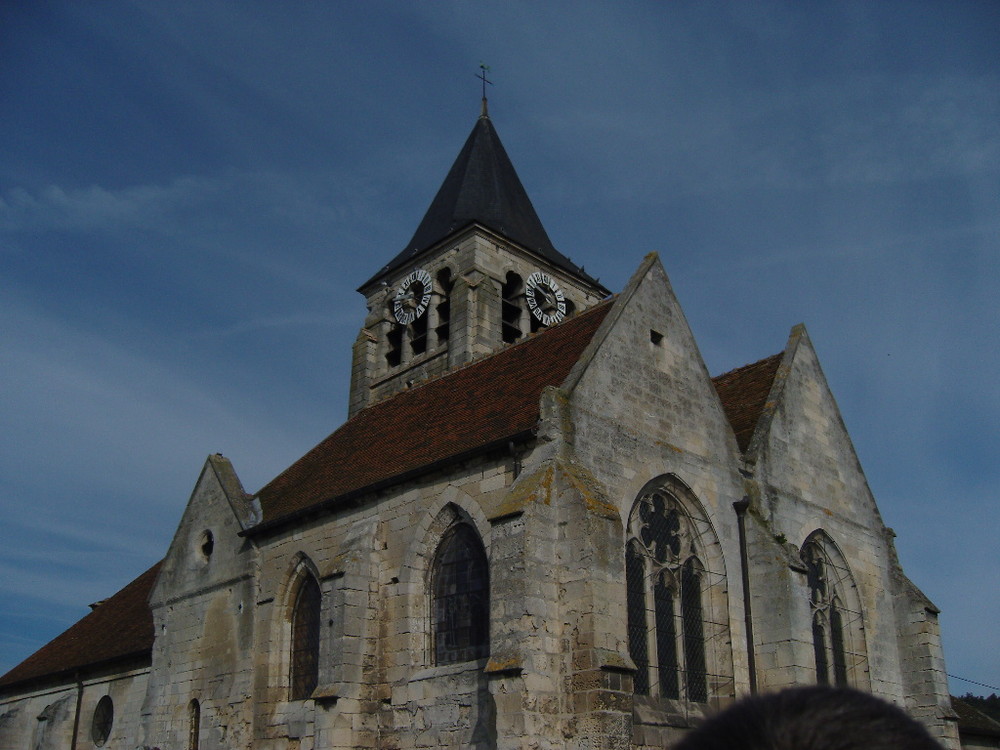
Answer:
0, 668, 149, 750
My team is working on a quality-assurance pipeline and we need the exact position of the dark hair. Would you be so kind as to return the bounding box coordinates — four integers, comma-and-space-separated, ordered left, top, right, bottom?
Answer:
673, 686, 943, 750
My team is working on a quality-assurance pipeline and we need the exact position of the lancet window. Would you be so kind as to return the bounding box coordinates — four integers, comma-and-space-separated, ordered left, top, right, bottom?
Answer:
626, 480, 727, 702
501, 272, 524, 343
800, 532, 868, 688
431, 523, 489, 665
435, 268, 452, 345
290, 573, 321, 700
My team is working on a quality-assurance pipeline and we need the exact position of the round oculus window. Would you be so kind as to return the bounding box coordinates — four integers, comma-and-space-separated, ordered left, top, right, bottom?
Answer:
92, 695, 113, 746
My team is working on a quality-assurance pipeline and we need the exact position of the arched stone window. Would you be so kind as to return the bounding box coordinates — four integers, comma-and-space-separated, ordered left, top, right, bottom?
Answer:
431, 523, 489, 665
290, 573, 321, 700
91, 695, 113, 746
800, 532, 869, 688
188, 699, 201, 750
626, 478, 728, 702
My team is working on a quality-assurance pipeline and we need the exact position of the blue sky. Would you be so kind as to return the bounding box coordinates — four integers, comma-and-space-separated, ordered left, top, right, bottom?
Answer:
1, 2, 997, 696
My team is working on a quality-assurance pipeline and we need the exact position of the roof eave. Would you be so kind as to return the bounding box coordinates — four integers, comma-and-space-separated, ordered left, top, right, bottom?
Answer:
243, 428, 536, 539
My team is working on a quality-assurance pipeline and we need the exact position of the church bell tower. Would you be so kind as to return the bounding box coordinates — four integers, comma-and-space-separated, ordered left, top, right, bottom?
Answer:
349, 102, 610, 416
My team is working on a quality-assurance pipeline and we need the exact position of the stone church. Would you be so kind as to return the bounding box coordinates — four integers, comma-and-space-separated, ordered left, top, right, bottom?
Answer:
0, 102, 959, 750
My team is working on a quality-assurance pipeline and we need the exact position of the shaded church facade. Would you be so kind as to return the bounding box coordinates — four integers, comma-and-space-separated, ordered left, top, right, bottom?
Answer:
0, 105, 959, 750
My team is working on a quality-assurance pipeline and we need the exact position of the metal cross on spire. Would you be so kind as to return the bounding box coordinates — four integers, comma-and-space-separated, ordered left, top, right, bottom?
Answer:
476, 63, 492, 117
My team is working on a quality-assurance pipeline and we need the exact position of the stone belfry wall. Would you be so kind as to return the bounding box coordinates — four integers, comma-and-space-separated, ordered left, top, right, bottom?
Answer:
349, 226, 606, 416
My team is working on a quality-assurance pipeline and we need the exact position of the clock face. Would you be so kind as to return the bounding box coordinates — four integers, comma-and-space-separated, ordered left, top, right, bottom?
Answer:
393, 268, 433, 325
525, 270, 567, 326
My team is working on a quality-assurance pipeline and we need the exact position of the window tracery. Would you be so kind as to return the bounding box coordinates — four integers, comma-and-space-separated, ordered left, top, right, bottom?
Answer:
626, 481, 725, 702
801, 533, 868, 688
91, 695, 113, 746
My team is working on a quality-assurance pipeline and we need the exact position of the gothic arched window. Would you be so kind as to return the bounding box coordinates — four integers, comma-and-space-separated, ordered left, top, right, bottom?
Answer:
626, 481, 721, 702
290, 573, 321, 700
801, 533, 868, 688
432, 524, 489, 665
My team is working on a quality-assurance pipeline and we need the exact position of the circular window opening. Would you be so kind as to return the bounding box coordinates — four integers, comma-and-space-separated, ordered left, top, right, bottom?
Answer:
91, 695, 113, 746
199, 530, 214, 561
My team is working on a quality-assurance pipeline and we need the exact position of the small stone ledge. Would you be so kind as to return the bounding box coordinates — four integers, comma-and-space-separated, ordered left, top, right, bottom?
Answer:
483, 654, 523, 676
311, 684, 340, 704
632, 695, 708, 729
488, 509, 524, 525
596, 649, 636, 674
411, 657, 489, 682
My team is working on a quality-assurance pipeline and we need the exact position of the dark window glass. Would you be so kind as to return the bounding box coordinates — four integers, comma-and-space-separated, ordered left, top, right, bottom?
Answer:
188, 699, 200, 750
411, 312, 428, 355
831, 603, 848, 687
626, 543, 649, 695
436, 268, 452, 344
290, 574, 321, 700
91, 695, 113, 746
433, 525, 489, 664
682, 560, 707, 702
386, 325, 403, 367
654, 575, 679, 698
813, 616, 829, 685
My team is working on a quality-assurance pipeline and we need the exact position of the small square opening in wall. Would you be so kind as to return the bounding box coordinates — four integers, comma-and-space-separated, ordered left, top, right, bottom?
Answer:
650, 329, 664, 346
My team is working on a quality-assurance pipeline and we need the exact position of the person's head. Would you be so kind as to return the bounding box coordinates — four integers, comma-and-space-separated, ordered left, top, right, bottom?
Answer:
673, 685, 943, 750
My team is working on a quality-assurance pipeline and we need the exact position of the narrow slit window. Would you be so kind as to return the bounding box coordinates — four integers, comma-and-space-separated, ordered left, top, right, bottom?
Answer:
411, 312, 428, 355
501, 272, 523, 344
386, 325, 403, 368
436, 268, 452, 345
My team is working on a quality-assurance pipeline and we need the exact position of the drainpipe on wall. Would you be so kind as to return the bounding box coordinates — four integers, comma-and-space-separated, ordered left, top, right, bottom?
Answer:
733, 497, 758, 695
71, 672, 83, 750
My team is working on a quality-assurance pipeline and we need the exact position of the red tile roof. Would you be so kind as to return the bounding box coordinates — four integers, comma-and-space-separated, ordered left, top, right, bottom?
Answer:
711, 353, 783, 453
0, 562, 160, 691
0, 309, 787, 690
255, 301, 614, 527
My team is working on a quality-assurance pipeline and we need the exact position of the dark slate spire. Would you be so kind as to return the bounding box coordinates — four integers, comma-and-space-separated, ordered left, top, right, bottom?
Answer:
361, 111, 602, 290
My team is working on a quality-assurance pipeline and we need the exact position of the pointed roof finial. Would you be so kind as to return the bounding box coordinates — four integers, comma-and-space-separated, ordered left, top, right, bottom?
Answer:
477, 63, 492, 118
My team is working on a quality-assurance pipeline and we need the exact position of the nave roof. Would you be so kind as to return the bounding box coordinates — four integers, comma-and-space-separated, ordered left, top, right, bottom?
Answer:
0, 562, 160, 691
0, 308, 786, 691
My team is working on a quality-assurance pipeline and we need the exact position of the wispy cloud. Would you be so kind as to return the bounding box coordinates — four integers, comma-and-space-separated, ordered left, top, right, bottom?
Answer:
0, 176, 221, 233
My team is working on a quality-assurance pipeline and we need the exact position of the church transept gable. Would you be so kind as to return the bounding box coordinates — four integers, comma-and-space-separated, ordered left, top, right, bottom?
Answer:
564, 254, 745, 472
150, 453, 256, 610
751, 324, 884, 533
